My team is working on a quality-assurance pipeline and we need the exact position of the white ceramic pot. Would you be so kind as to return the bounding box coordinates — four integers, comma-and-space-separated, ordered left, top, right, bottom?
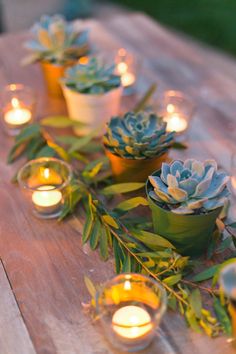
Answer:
62, 85, 122, 135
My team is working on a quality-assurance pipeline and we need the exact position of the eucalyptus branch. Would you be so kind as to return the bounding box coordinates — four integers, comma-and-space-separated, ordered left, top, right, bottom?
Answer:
181, 279, 219, 296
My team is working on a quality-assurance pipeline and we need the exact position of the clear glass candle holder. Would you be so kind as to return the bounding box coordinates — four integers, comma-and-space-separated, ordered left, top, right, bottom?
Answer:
231, 153, 236, 198
115, 48, 140, 95
17, 157, 72, 219
158, 90, 195, 134
96, 273, 167, 352
1, 83, 36, 136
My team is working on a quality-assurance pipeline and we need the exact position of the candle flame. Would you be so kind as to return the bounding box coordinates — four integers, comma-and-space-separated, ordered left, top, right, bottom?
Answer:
167, 103, 175, 114
44, 168, 50, 179
78, 56, 89, 65
11, 97, 20, 109
117, 62, 128, 75
124, 280, 131, 291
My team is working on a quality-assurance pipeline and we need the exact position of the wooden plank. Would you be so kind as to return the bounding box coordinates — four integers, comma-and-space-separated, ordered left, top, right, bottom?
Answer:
0, 15, 235, 354
0, 260, 36, 354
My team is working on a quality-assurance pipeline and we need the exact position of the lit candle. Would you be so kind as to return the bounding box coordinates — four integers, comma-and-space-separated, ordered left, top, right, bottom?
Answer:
163, 103, 188, 133
164, 113, 188, 133
32, 185, 62, 214
112, 305, 152, 340
4, 98, 32, 127
116, 57, 136, 88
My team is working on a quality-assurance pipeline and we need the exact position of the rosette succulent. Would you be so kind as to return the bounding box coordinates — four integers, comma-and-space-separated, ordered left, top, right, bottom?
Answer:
61, 58, 121, 94
23, 14, 89, 65
103, 111, 175, 159
149, 159, 230, 214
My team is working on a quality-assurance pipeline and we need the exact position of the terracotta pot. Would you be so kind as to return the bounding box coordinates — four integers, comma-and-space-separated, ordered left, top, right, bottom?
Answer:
62, 85, 122, 135
146, 169, 222, 257
105, 149, 168, 183
40, 61, 75, 98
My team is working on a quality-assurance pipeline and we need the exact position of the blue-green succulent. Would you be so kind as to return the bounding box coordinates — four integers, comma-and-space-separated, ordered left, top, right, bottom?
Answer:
23, 14, 89, 65
103, 111, 175, 159
149, 159, 230, 214
62, 58, 121, 94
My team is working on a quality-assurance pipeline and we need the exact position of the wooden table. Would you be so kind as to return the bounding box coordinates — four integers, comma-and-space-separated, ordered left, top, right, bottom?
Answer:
0, 13, 236, 354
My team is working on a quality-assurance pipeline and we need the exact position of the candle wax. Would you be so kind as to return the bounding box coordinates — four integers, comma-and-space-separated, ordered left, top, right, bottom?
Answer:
164, 113, 188, 133
32, 185, 62, 210
4, 98, 31, 126
112, 305, 152, 339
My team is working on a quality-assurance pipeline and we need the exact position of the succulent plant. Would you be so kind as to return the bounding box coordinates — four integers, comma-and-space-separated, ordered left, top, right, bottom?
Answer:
103, 111, 175, 159
23, 14, 89, 65
149, 159, 230, 214
61, 58, 121, 94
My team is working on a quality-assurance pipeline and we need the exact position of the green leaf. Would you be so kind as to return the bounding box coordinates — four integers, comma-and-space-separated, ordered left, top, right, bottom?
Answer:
113, 237, 122, 273
41, 116, 86, 128
82, 212, 94, 244
102, 183, 145, 195
99, 227, 109, 261
115, 197, 148, 212
15, 123, 41, 143
47, 141, 71, 162
84, 276, 96, 298
189, 289, 202, 318
102, 215, 119, 229
36, 145, 56, 158
56, 135, 80, 146
228, 222, 236, 229
122, 253, 132, 273
69, 131, 97, 153
163, 274, 182, 286
83, 162, 103, 179
185, 308, 202, 333
213, 297, 232, 335
89, 219, 101, 250
131, 230, 175, 250
84, 157, 109, 172
192, 265, 220, 282
172, 141, 188, 150
8, 142, 27, 163
25, 137, 45, 160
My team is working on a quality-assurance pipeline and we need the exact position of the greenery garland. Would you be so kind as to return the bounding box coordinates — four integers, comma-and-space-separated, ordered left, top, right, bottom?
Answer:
7, 113, 236, 338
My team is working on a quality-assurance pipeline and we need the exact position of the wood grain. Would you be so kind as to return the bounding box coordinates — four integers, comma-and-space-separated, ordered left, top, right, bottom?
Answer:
0, 13, 235, 354
0, 260, 36, 354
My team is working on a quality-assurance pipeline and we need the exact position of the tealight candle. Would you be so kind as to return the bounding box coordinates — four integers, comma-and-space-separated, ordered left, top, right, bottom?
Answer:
32, 185, 62, 214
116, 48, 136, 88
4, 98, 32, 127
1, 84, 35, 136
112, 305, 152, 340
164, 113, 188, 133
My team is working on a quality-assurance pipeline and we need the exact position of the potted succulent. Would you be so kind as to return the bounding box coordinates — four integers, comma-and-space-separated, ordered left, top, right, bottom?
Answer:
23, 14, 90, 97
146, 159, 230, 256
61, 58, 122, 135
103, 111, 175, 182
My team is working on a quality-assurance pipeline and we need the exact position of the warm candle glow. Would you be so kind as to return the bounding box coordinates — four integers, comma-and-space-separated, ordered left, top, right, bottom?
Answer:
121, 72, 136, 87
112, 306, 152, 339
43, 168, 50, 179
164, 113, 188, 133
32, 185, 62, 209
4, 97, 31, 126
117, 62, 128, 75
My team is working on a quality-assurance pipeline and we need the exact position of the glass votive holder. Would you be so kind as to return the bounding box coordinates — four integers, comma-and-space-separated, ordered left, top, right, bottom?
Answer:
0, 83, 36, 136
219, 262, 236, 342
158, 90, 195, 134
231, 153, 236, 198
96, 273, 167, 352
115, 48, 139, 95
17, 157, 72, 219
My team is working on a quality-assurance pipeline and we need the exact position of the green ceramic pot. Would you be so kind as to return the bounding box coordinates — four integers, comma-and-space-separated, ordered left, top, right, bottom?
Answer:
146, 170, 222, 257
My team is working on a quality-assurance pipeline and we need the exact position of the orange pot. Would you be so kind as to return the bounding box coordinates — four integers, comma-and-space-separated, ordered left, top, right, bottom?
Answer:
105, 149, 168, 183
40, 61, 75, 98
